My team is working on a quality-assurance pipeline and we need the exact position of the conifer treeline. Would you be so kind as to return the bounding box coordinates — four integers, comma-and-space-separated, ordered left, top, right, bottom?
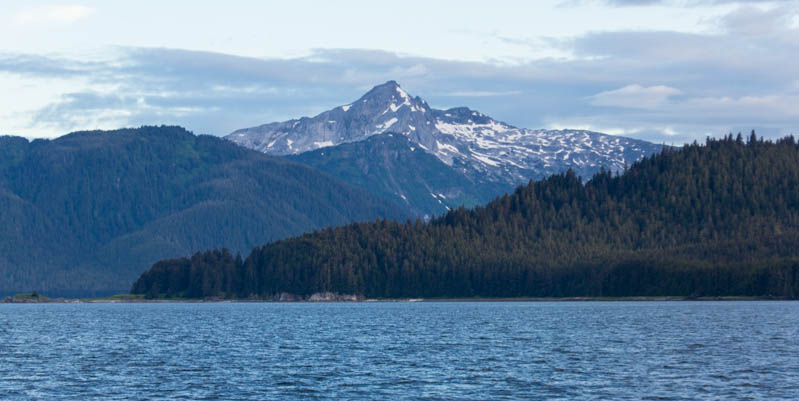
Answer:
132, 133, 799, 298
0, 126, 405, 297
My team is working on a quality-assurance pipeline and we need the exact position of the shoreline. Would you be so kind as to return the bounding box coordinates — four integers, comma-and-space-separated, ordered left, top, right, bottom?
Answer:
3, 295, 795, 304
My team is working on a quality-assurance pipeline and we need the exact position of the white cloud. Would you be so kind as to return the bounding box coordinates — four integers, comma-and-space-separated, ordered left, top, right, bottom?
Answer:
441, 90, 522, 97
0, 71, 94, 138
389, 64, 428, 77
719, 5, 798, 36
2, 43, 797, 143
547, 90, 799, 145
14, 5, 96, 26
587, 84, 681, 109
681, 94, 799, 120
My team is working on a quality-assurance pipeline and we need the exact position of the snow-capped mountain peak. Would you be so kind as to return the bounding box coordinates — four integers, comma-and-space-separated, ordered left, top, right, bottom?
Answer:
226, 81, 665, 186
228, 81, 437, 155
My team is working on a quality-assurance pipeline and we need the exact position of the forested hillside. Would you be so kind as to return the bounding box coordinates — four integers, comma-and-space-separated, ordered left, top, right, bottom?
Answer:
0, 126, 406, 297
288, 133, 510, 218
133, 133, 799, 299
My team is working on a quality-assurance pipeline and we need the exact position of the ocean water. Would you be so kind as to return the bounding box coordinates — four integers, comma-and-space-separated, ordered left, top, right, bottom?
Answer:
1, 301, 797, 400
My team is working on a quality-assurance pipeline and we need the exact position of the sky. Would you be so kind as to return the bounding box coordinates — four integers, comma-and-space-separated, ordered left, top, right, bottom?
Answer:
1, 0, 798, 144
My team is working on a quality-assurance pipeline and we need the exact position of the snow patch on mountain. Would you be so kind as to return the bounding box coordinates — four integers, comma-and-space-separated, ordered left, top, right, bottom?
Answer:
376, 117, 398, 133
226, 81, 666, 186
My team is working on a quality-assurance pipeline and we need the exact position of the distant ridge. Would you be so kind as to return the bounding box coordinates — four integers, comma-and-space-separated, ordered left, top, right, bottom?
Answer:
0, 126, 406, 297
227, 81, 666, 217
288, 133, 508, 217
227, 81, 666, 187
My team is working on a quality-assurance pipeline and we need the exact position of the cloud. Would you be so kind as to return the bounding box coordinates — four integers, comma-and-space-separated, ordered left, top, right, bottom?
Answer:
561, 0, 796, 7
31, 92, 134, 132
440, 90, 523, 97
719, 4, 798, 35
4, 43, 797, 143
587, 85, 681, 109
0, 53, 106, 77
604, 0, 663, 5
682, 94, 799, 120
559, 0, 661, 6
13, 5, 96, 26
547, 91, 799, 144
2, 2, 798, 144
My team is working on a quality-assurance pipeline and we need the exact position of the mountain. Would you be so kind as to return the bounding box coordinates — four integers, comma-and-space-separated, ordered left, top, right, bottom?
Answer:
227, 81, 666, 188
0, 126, 406, 297
133, 134, 799, 299
288, 133, 508, 218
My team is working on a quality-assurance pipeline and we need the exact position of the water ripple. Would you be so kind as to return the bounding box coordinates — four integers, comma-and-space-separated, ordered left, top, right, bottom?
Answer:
1, 301, 798, 400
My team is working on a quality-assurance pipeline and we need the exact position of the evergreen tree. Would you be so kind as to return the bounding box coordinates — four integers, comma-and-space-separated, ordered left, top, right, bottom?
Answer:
133, 134, 799, 299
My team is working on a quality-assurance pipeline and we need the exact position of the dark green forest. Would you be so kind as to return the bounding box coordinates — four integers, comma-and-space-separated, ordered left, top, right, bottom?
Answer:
132, 132, 799, 299
0, 126, 406, 297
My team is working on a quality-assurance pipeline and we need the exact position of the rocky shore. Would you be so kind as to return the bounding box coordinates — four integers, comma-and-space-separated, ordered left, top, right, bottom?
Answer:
268, 292, 364, 302
1, 292, 366, 303
2, 293, 790, 303
2, 293, 71, 303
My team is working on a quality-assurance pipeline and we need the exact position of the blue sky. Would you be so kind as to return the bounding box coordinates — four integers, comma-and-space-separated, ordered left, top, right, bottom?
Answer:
1, 0, 797, 144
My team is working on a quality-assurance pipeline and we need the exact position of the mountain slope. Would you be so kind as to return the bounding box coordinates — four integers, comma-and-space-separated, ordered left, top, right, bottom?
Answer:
288, 133, 509, 218
0, 126, 406, 297
133, 134, 799, 299
227, 81, 666, 188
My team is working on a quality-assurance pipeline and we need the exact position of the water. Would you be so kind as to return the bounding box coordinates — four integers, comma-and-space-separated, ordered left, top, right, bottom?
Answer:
1, 302, 797, 400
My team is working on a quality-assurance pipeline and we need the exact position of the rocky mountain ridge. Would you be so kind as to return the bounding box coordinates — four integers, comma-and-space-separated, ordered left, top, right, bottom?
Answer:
227, 81, 665, 186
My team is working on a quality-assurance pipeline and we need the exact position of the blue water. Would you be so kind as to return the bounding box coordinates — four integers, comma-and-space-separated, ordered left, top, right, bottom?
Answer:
1, 302, 798, 400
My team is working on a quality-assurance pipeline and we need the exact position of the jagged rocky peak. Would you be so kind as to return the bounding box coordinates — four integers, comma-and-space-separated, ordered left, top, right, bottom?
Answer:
434, 106, 500, 126
360, 80, 406, 103
227, 81, 438, 156
357, 80, 426, 107
341, 81, 432, 124
227, 81, 666, 187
